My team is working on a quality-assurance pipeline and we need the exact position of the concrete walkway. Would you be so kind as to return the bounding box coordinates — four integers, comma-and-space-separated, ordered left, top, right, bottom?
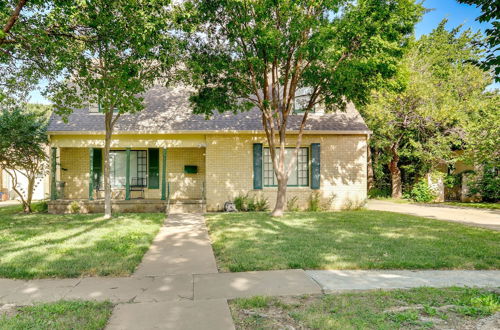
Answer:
367, 200, 500, 230
133, 213, 218, 277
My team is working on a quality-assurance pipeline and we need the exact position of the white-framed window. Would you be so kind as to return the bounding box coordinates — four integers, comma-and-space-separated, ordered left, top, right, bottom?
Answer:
263, 147, 309, 187
109, 150, 147, 188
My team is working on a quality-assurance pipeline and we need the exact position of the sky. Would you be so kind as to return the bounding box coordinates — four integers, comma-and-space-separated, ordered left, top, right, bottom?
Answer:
28, 0, 498, 104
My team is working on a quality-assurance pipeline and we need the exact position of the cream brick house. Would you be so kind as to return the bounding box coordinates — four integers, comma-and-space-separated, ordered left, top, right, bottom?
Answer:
47, 86, 370, 213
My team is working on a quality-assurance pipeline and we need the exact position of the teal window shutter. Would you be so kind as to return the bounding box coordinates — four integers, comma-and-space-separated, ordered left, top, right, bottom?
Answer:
148, 148, 160, 189
93, 148, 103, 188
311, 143, 320, 189
253, 143, 263, 189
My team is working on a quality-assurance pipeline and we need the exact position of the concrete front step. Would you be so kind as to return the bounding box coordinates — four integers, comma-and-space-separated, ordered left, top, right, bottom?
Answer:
168, 199, 206, 213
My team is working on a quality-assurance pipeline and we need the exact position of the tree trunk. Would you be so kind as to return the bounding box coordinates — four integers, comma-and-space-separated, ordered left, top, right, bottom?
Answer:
25, 176, 34, 213
103, 128, 112, 219
389, 145, 402, 199
367, 145, 374, 192
271, 177, 287, 217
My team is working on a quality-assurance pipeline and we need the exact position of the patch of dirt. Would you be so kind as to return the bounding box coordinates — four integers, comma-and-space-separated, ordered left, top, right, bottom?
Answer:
0, 304, 19, 318
433, 312, 500, 330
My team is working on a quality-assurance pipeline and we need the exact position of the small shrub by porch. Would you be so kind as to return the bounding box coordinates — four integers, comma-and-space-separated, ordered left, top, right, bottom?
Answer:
0, 205, 164, 279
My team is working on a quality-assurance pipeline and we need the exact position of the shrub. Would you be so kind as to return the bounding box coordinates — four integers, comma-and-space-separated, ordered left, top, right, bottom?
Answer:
233, 194, 268, 212
307, 192, 322, 211
468, 166, 500, 202
69, 201, 81, 214
368, 187, 391, 198
31, 201, 48, 213
286, 196, 300, 212
233, 193, 250, 211
253, 197, 269, 212
409, 179, 436, 203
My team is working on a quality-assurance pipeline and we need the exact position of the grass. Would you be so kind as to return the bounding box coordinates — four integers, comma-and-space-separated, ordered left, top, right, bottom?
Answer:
206, 211, 500, 272
441, 202, 500, 210
0, 300, 113, 330
0, 204, 164, 279
230, 287, 500, 329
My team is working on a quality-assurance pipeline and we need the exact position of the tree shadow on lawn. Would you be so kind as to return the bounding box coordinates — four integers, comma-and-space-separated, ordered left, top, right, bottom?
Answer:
0, 213, 164, 279
206, 211, 500, 272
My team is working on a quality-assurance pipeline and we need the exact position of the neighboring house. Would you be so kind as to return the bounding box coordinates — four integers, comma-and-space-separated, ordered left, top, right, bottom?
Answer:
47, 86, 370, 213
0, 168, 49, 201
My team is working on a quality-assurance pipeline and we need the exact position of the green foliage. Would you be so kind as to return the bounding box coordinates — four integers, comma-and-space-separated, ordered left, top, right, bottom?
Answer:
408, 179, 436, 203
233, 193, 269, 212
0, 210, 164, 279
235, 296, 271, 309
457, 0, 499, 81
455, 292, 500, 317
361, 20, 494, 194
69, 201, 81, 214
0, 300, 113, 330
286, 196, 300, 212
307, 192, 322, 212
468, 165, 500, 202
368, 187, 391, 198
31, 201, 48, 213
44, 1, 180, 118
444, 173, 462, 189
206, 211, 500, 272
184, 0, 424, 213
231, 288, 499, 330
385, 310, 419, 325
463, 93, 500, 165
0, 107, 48, 212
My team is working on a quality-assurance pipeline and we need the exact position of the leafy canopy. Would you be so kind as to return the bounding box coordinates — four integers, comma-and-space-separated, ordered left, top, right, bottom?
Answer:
457, 0, 499, 81
0, 106, 47, 170
44, 0, 179, 117
184, 0, 424, 116
362, 20, 494, 184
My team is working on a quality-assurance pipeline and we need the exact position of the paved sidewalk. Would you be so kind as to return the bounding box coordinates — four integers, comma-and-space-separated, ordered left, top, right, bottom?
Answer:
307, 270, 500, 292
367, 200, 500, 230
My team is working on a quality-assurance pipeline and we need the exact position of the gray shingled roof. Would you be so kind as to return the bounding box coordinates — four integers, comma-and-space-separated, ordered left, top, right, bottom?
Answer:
48, 86, 370, 133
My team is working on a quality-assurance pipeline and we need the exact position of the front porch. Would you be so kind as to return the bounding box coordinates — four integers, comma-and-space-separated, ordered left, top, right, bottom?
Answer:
48, 139, 207, 213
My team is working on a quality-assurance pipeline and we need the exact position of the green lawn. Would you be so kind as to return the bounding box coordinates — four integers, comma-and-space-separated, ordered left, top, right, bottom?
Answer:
0, 205, 164, 279
206, 211, 500, 272
371, 198, 500, 210
230, 287, 500, 329
442, 202, 500, 210
0, 300, 113, 330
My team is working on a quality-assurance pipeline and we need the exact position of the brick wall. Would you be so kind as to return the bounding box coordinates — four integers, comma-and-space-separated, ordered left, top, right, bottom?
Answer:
60, 147, 90, 199
58, 134, 368, 209
205, 134, 368, 211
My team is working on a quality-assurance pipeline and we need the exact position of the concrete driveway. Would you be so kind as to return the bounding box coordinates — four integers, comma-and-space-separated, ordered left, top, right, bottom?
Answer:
367, 200, 500, 230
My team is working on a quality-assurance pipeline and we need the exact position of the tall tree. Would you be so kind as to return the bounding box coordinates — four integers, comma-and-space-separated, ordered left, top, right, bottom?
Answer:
457, 0, 499, 81
0, 107, 48, 213
0, 0, 68, 104
183, 0, 423, 216
362, 21, 492, 198
46, 0, 179, 218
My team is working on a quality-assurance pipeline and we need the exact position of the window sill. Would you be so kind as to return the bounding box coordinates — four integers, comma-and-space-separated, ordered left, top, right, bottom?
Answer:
261, 186, 312, 191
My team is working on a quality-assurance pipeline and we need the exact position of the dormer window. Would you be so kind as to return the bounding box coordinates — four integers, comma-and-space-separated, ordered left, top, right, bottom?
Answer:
293, 87, 316, 114
98, 103, 119, 113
